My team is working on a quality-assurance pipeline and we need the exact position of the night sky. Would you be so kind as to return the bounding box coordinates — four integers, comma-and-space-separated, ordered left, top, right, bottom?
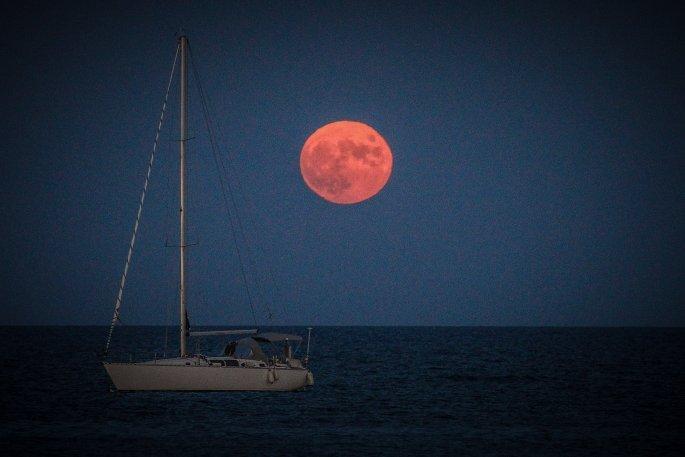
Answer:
2, 1, 683, 326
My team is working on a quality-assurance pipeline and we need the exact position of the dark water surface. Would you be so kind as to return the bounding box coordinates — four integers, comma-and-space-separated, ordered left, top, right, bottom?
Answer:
1, 326, 683, 456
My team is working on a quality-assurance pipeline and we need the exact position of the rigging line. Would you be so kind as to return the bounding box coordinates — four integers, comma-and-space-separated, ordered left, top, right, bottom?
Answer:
188, 49, 283, 321
162, 104, 175, 246
187, 44, 258, 326
104, 43, 181, 355
187, 45, 277, 321
214, 136, 285, 319
191, 56, 258, 327
213, 134, 276, 320
163, 202, 176, 358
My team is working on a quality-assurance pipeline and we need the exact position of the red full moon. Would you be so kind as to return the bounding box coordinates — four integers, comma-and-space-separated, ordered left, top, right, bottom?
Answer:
300, 120, 393, 204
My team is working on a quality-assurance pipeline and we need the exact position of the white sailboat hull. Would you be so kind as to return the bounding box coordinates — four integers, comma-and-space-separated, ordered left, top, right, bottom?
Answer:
104, 361, 313, 391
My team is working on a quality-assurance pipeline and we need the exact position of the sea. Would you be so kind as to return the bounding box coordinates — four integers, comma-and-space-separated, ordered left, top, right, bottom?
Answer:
1, 326, 683, 456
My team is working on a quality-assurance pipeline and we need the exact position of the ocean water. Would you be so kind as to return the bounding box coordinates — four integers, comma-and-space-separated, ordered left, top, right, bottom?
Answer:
1, 326, 683, 456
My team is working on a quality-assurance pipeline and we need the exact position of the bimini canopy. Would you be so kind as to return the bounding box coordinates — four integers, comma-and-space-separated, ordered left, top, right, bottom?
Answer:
252, 332, 303, 343
223, 333, 303, 361
224, 337, 267, 362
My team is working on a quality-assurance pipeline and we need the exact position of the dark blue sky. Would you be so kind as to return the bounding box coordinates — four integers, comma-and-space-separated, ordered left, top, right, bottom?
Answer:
1, 1, 683, 326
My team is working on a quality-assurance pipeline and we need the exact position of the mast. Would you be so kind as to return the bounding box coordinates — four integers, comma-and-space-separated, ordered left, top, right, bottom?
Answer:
179, 35, 189, 357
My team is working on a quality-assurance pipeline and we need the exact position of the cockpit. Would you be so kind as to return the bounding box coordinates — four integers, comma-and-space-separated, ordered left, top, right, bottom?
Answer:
208, 332, 304, 368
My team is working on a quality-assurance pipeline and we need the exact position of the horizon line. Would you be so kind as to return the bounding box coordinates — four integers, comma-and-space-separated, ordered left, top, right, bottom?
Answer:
0, 324, 683, 329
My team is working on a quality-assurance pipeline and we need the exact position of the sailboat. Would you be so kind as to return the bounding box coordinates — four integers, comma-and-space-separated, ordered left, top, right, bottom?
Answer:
102, 35, 314, 391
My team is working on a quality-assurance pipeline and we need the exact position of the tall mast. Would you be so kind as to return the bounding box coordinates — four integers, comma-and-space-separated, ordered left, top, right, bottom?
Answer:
179, 35, 189, 357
